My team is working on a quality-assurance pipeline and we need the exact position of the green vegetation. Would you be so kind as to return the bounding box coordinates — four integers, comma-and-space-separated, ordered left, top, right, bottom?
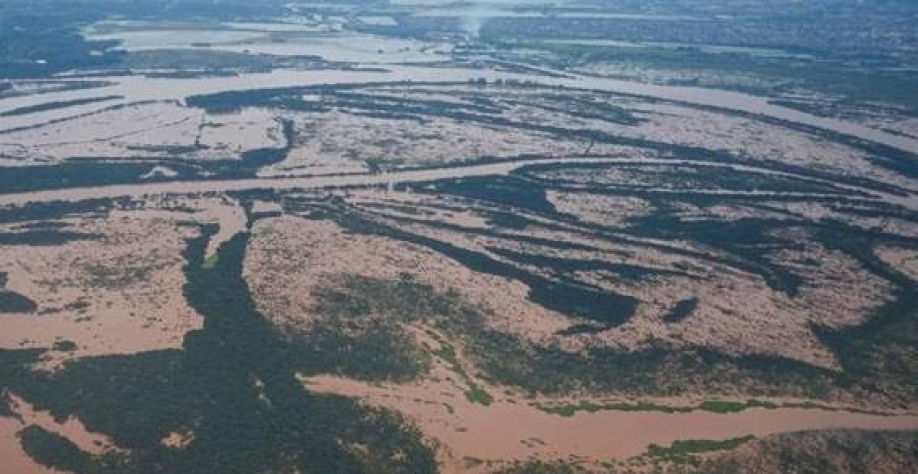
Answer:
649, 436, 755, 457
635, 435, 755, 469
239, 118, 295, 169
498, 25, 918, 112
289, 274, 488, 382
312, 196, 918, 405
19, 425, 128, 473
699, 430, 918, 474
494, 461, 586, 474
0, 230, 100, 246
0, 8, 122, 80
663, 298, 699, 324
698, 400, 756, 414
465, 383, 494, 406
0, 224, 437, 473
434, 342, 493, 406
0, 390, 12, 417
201, 254, 219, 270
494, 460, 585, 474
0, 162, 188, 195
533, 398, 857, 417
463, 457, 484, 469
51, 340, 77, 352
534, 400, 693, 417
0, 96, 122, 117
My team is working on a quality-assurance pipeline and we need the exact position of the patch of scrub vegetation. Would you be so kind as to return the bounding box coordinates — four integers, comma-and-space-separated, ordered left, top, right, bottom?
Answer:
0, 230, 101, 246
533, 398, 842, 417
433, 344, 493, 406
812, 232, 918, 405
316, 208, 640, 326
0, 95, 123, 117
288, 273, 486, 383
697, 399, 790, 413
698, 429, 918, 474
468, 328, 838, 400
494, 460, 585, 473
201, 254, 219, 269
534, 400, 693, 417
297, 317, 429, 383
663, 297, 698, 324
0, 389, 13, 417
428, 175, 559, 216
81, 262, 155, 290
314, 197, 918, 405
239, 118, 295, 169
0, 200, 114, 226
626, 435, 755, 471
19, 425, 128, 473
648, 435, 755, 458
525, 162, 849, 195
0, 162, 186, 195
52, 340, 78, 352
0, 225, 437, 473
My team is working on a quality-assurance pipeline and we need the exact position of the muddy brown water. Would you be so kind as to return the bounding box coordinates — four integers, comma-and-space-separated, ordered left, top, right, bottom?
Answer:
2, 65, 916, 154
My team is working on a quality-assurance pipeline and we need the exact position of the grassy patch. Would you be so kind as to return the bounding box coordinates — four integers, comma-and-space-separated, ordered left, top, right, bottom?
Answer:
494, 460, 584, 474
650, 436, 755, 456
534, 400, 693, 417
640, 435, 755, 469
52, 340, 77, 352
202, 253, 219, 269
464, 384, 494, 406
434, 344, 493, 406
698, 400, 750, 414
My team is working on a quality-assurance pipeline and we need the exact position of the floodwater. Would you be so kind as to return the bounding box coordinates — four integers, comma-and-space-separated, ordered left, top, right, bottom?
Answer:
306, 374, 918, 464
2, 65, 916, 154
0, 158, 552, 207
82, 21, 452, 64
0, 418, 54, 474
0, 156, 906, 210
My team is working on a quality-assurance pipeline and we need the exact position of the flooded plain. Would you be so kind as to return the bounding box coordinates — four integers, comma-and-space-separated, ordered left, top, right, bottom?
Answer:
3, 65, 917, 154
